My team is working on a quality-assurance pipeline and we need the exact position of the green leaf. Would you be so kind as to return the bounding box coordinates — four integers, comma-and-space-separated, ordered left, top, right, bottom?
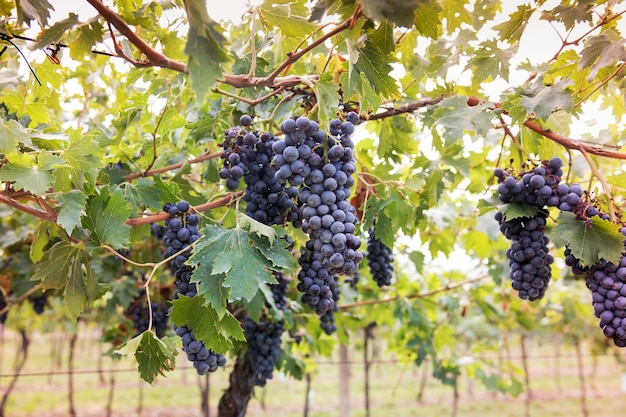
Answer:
82, 186, 132, 249
31, 13, 80, 49
546, 2, 593, 30
518, 78, 573, 121
16, 0, 53, 26
501, 203, 539, 221
183, 0, 230, 101
56, 190, 88, 234
552, 212, 625, 267
60, 131, 104, 189
315, 72, 340, 126
0, 163, 54, 195
122, 177, 163, 215
189, 225, 289, 308
467, 39, 518, 86
579, 31, 626, 80
116, 332, 177, 384
0, 119, 32, 155
440, 0, 473, 33
360, 0, 419, 28
492, 4, 534, 43
29, 222, 50, 262
31, 240, 94, 318
414, 2, 442, 38
350, 38, 397, 98
169, 295, 245, 354
259, 2, 318, 37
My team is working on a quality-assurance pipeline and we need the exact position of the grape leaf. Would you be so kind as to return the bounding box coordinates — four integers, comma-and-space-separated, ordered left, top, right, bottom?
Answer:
116, 332, 177, 384
122, 177, 163, 215
0, 163, 55, 195
350, 38, 397, 98
0, 118, 32, 155
183, 0, 230, 101
190, 223, 289, 303
360, 0, 419, 28
546, 2, 594, 30
169, 295, 245, 354
31, 13, 79, 49
315, 72, 340, 126
579, 31, 626, 80
492, 4, 534, 43
82, 186, 132, 249
16, 0, 53, 26
552, 212, 624, 266
31, 240, 94, 318
259, 2, 318, 37
501, 203, 539, 221
56, 190, 87, 234
414, 1, 442, 38
60, 131, 104, 189
518, 78, 573, 121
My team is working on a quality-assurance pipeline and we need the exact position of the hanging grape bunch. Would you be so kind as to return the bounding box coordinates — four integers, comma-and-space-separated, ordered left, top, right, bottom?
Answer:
493, 157, 582, 301
28, 292, 49, 315
158, 201, 226, 375
244, 272, 290, 387
220, 115, 300, 226
366, 228, 394, 288
124, 288, 169, 338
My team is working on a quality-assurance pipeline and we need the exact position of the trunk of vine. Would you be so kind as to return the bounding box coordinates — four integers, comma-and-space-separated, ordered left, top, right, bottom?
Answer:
574, 339, 589, 417
303, 372, 312, 417
105, 365, 115, 417
0, 329, 30, 417
68, 332, 78, 417
217, 352, 255, 417
416, 359, 429, 404
520, 334, 532, 417
199, 372, 210, 417
339, 344, 350, 417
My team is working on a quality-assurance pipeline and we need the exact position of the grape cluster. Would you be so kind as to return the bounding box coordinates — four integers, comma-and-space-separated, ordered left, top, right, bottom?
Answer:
220, 115, 299, 226
244, 318, 284, 387
0, 291, 7, 324
344, 271, 361, 289
244, 272, 290, 387
366, 229, 394, 288
270, 114, 362, 314
125, 291, 169, 338
565, 213, 626, 347
273, 115, 362, 273
494, 157, 582, 211
493, 157, 582, 301
320, 277, 340, 335
496, 210, 554, 300
159, 201, 226, 375
29, 292, 48, 315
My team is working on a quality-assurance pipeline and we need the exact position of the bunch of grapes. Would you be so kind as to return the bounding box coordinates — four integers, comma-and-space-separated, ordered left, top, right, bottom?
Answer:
495, 210, 554, 300
0, 291, 7, 324
320, 277, 340, 335
159, 201, 226, 375
244, 272, 290, 387
269, 114, 362, 314
220, 115, 300, 226
493, 157, 582, 301
494, 157, 582, 211
366, 229, 394, 288
344, 271, 361, 289
29, 292, 48, 315
125, 290, 169, 338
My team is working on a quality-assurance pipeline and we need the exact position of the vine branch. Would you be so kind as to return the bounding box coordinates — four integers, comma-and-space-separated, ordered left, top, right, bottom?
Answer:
125, 191, 242, 227
338, 275, 487, 310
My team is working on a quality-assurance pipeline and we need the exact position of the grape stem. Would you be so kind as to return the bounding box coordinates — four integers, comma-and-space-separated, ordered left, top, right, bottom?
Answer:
577, 145, 617, 222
